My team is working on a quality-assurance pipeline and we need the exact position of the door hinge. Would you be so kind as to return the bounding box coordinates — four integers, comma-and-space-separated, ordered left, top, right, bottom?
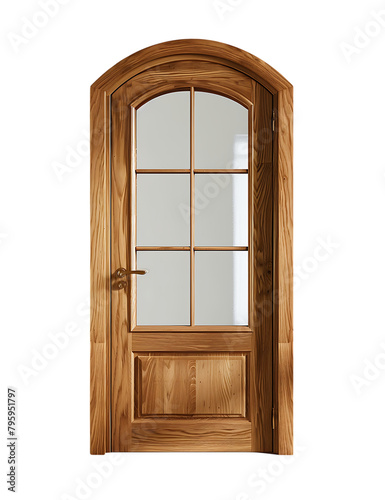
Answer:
271, 407, 276, 430
272, 110, 277, 132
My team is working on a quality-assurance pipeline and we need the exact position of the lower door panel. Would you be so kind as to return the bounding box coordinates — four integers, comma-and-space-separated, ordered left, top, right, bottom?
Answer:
129, 352, 251, 451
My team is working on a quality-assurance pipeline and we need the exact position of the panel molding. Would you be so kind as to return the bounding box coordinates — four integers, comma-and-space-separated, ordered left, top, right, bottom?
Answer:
136, 353, 246, 418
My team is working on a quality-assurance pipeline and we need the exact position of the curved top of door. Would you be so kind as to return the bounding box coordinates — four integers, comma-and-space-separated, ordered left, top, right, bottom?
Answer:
91, 39, 292, 95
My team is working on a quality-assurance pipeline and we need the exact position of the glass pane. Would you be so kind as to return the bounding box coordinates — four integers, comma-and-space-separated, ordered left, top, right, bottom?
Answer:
195, 92, 248, 170
137, 251, 190, 325
137, 174, 190, 246
195, 251, 248, 325
137, 91, 190, 169
195, 174, 248, 246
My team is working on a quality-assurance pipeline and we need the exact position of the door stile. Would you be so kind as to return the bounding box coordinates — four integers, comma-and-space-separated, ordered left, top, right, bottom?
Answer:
250, 81, 274, 452
110, 84, 132, 451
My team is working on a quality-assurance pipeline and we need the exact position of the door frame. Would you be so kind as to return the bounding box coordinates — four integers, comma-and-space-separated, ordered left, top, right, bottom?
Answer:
90, 39, 293, 455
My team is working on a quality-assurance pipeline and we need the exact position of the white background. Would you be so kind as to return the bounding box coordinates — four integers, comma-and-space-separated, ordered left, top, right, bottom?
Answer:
1, 0, 385, 498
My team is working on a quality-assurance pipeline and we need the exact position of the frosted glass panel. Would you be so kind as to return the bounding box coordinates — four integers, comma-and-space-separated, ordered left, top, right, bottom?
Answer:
137, 174, 190, 246
195, 92, 248, 170
195, 251, 248, 325
137, 91, 190, 169
195, 174, 248, 246
137, 251, 190, 325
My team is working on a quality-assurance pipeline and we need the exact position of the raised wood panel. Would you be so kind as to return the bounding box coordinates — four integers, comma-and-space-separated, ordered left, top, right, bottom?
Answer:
195, 357, 245, 415
138, 356, 196, 416
132, 331, 252, 351
130, 419, 251, 452
137, 354, 246, 417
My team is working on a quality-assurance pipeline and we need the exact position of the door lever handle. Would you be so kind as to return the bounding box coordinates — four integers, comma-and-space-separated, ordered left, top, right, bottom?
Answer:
114, 267, 148, 279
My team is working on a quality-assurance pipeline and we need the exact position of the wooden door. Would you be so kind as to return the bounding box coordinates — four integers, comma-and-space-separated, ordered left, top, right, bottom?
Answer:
90, 40, 293, 455
110, 61, 272, 452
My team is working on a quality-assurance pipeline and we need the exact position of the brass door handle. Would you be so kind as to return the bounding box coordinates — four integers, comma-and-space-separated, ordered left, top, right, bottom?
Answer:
114, 267, 148, 278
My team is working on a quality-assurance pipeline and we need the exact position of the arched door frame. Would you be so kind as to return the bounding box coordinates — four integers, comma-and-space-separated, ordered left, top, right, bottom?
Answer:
90, 39, 293, 455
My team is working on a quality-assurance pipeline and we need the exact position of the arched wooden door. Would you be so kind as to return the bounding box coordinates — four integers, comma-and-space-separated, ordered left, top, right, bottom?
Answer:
90, 40, 293, 454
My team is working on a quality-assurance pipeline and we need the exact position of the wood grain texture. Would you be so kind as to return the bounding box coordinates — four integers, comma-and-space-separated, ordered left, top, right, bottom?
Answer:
132, 331, 251, 351
137, 354, 246, 417
124, 60, 254, 110
195, 357, 245, 416
110, 85, 132, 452
92, 39, 291, 95
139, 356, 196, 415
250, 82, 273, 452
90, 87, 110, 454
272, 87, 293, 454
277, 88, 293, 345
90, 343, 108, 454
91, 40, 293, 455
277, 343, 293, 453
130, 419, 251, 452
